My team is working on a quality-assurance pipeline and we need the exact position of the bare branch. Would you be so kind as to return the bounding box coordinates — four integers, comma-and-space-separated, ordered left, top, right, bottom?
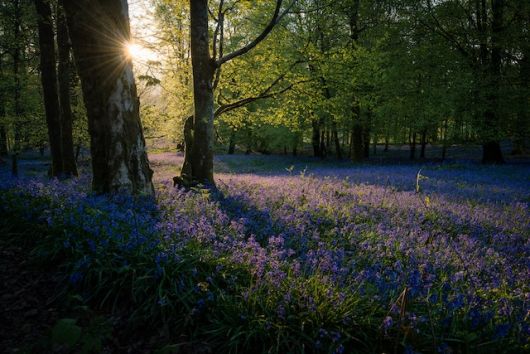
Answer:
212, 11, 225, 89
212, 0, 224, 61
215, 79, 313, 117
214, 60, 309, 117
215, 0, 296, 67
417, 3, 472, 61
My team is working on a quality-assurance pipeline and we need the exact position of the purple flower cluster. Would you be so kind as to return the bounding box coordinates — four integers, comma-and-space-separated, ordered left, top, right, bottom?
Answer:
1, 160, 528, 351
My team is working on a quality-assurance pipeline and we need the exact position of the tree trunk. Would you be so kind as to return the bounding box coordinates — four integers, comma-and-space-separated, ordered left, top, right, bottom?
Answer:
13, 0, 22, 151
56, 5, 78, 177
409, 130, 417, 160
481, 0, 505, 164
35, 0, 64, 177
0, 56, 8, 156
352, 123, 363, 162
348, 130, 353, 158
181, 115, 194, 180
292, 133, 299, 156
363, 125, 370, 158
351, 103, 363, 161
12, 153, 18, 177
332, 121, 342, 159
320, 129, 327, 158
0, 89, 6, 157
513, 50, 529, 154
0, 126, 7, 156
349, 0, 363, 163
312, 117, 321, 157
482, 141, 504, 163
228, 130, 236, 154
441, 118, 448, 161
188, 0, 215, 184
363, 109, 372, 158
372, 133, 377, 156
62, 0, 154, 195
75, 144, 81, 162
384, 135, 389, 152
420, 129, 427, 159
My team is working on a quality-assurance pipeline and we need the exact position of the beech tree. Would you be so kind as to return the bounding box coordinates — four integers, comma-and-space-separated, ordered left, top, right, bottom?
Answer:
61, 0, 154, 194
185, 0, 290, 185
35, 0, 63, 176
56, 4, 77, 176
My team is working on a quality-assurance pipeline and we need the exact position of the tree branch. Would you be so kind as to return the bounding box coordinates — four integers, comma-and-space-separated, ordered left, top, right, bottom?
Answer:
212, 12, 225, 89
215, 0, 296, 67
212, 0, 224, 61
214, 76, 312, 117
422, 0, 472, 60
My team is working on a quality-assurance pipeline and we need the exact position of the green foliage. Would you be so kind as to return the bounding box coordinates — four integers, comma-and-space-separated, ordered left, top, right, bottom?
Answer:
49, 316, 112, 353
138, 0, 528, 158
51, 318, 82, 348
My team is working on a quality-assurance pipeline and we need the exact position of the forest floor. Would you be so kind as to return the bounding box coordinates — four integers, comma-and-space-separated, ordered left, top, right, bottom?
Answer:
0, 151, 529, 353
0, 222, 63, 353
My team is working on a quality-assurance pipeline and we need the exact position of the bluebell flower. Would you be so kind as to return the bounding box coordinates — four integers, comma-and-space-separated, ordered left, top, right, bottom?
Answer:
382, 316, 393, 331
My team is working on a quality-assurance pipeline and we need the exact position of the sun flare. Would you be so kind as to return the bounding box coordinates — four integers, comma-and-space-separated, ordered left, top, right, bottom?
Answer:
125, 42, 158, 62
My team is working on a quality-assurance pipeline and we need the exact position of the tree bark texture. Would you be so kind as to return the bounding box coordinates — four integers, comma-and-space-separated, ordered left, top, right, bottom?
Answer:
35, 0, 64, 176
0, 126, 7, 156
182, 115, 193, 179
481, 0, 505, 163
513, 49, 529, 154
13, 0, 23, 151
189, 0, 215, 184
351, 105, 363, 162
349, 0, 364, 162
0, 58, 7, 156
312, 117, 321, 157
363, 125, 370, 159
56, 5, 78, 176
62, 0, 154, 195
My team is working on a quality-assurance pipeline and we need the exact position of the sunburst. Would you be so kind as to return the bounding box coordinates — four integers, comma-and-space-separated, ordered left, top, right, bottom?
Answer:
125, 42, 158, 63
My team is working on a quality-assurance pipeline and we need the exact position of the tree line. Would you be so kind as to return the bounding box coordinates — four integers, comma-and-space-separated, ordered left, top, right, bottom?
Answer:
148, 0, 528, 169
0, 0, 529, 194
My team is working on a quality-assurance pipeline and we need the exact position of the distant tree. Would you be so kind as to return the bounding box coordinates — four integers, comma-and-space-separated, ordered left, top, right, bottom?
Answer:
34, 0, 63, 176
347, 0, 364, 162
417, 0, 508, 163
11, 0, 24, 151
1, 0, 47, 155
56, 4, 77, 176
0, 53, 7, 157
61, 0, 154, 195
511, 1, 529, 155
